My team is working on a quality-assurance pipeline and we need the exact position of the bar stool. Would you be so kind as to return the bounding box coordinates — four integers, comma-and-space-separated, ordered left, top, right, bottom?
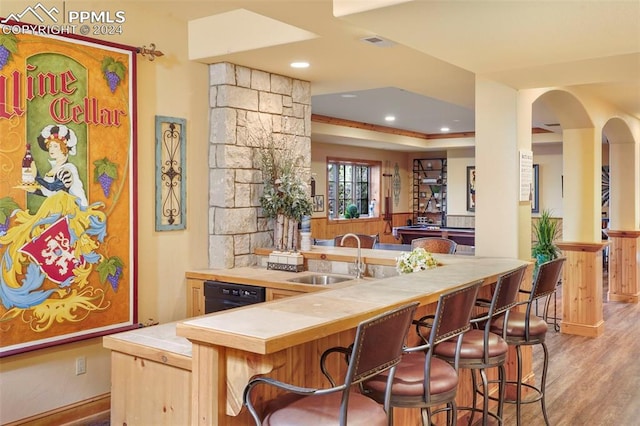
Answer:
335, 233, 378, 248
411, 237, 457, 254
490, 257, 566, 426
242, 302, 419, 426
361, 280, 483, 426
434, 264, 527, 425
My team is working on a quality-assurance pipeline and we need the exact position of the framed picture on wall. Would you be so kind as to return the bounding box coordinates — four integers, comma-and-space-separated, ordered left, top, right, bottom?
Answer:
313, 195, 324, 212
467, 166, 476, 212
0, 22, 138, 357
531, 164, 540, 213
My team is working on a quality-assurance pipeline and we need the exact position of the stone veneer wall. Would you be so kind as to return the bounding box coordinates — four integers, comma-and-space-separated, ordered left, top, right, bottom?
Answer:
208, 63, 311, 268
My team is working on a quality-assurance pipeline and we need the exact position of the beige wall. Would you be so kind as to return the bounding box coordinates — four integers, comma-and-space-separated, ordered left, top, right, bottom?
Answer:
533, 143, 564, 217
0, 2, 210, 423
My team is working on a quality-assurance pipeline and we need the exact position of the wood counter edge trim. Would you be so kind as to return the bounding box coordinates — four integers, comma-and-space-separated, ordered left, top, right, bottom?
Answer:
606, 230, 640, 238
557, 241, 609, 252
103, 336, 192, 371
178, 308, 393, 355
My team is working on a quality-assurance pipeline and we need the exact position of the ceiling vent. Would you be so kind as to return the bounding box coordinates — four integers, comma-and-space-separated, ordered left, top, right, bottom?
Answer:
360, 35, 395, 48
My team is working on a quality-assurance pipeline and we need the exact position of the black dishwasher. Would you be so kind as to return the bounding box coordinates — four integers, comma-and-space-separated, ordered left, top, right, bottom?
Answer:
204, 281, 266, 313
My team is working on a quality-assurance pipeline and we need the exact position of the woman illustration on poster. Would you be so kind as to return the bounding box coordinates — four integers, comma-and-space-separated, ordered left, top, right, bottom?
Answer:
24, 124, 88, 207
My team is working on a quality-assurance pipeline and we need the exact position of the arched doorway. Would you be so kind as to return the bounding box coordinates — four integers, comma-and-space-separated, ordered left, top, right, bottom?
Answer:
532, 89, 607, 337
602, 117, 640, 303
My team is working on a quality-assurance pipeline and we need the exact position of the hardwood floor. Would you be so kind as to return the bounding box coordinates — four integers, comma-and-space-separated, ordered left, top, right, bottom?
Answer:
500, 272, 640, 426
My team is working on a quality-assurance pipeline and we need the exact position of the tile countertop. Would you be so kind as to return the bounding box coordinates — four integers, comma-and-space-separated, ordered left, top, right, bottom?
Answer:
103, 321, 192, 370
177, 256, 529, 355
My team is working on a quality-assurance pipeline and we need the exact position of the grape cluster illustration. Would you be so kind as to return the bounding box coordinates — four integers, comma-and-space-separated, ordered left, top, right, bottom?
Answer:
93, 157, 118, 198
0, 34, 18, 70
97, 256, 124, 292
101, 57, 127, 93
105, 71, 120, 93
107, 266, 123, 291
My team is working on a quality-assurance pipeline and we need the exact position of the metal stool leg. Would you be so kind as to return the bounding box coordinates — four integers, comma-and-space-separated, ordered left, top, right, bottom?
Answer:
469, 369, 479, 425
540, 342, 551, 426
503, 342, 550, 426
497, 363, 506, 423
515, 344, 523, 426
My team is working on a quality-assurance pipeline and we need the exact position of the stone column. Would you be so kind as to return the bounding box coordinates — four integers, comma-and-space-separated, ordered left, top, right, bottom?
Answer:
208, 63, 311, 268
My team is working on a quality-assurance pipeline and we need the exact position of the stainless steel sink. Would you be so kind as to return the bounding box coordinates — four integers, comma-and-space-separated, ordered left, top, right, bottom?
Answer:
286, 274, 352, 285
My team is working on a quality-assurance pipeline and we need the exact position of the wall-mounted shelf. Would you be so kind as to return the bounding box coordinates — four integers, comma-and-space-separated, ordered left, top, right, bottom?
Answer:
412, 158, 447, 226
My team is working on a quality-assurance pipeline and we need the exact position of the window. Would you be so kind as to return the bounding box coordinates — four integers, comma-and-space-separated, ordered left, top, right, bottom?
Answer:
327, 158, 380, 219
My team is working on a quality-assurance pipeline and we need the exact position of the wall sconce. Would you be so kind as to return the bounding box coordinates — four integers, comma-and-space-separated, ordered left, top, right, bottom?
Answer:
137, 43, 164, 61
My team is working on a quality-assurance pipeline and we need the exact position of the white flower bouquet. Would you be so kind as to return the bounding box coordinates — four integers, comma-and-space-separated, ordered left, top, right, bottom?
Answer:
396, 247, 438, 274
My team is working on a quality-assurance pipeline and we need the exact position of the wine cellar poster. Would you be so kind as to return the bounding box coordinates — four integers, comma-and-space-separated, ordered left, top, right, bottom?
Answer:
0, 24, 137, 357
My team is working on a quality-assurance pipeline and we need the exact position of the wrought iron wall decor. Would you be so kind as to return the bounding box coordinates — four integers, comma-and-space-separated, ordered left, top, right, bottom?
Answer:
155, 116, 186, 231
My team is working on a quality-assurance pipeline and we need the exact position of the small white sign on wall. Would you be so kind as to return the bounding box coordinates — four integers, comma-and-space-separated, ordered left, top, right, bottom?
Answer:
519, 150, 534, 202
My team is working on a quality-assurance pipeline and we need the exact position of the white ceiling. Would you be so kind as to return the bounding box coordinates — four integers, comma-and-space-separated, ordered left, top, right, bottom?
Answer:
168, 0, 639, 149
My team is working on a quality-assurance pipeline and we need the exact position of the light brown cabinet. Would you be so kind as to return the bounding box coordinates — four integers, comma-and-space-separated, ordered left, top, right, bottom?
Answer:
186, 278, 205, 317
186, 276, 304, 317
267, 288, 304, 300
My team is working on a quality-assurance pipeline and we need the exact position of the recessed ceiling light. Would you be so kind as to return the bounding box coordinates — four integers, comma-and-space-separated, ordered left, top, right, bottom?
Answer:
290, 61, 309, 68
341, 94, 357, 98
440, 127, 450, 132
385, 115, 396, 122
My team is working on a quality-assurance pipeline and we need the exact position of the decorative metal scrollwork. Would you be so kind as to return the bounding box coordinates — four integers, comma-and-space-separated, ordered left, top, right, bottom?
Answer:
161, 123, 182, 224
155, 116, 186, 231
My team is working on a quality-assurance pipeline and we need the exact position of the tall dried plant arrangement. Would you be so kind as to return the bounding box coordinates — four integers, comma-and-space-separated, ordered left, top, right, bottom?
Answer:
255, 121, 312, 251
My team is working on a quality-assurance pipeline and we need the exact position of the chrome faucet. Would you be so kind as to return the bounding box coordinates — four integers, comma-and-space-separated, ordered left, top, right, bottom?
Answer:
340, 233, 365, 279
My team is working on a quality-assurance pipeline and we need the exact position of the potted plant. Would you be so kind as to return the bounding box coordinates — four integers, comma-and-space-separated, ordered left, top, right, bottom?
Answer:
344, 203, 359, 219
257, 133, 312, 251
532, 209, 560, 267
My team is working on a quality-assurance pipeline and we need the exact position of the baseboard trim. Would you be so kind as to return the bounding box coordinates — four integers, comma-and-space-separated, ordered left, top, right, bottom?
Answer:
5, 393, 110, 426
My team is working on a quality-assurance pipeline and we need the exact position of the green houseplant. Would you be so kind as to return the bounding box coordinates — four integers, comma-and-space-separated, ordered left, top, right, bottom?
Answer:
532, 209, 560, 267
344, 204, 359, 219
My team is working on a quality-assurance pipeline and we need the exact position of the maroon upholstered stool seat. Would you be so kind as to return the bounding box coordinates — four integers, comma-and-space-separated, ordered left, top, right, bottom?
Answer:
490, 311, 549, 342
437, 329, 509, 362
363, 352, 459, 400
263, 391, 388, 426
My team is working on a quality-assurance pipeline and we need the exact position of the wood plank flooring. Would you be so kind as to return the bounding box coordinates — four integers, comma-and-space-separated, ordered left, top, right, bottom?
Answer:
500, 273, 640, 426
